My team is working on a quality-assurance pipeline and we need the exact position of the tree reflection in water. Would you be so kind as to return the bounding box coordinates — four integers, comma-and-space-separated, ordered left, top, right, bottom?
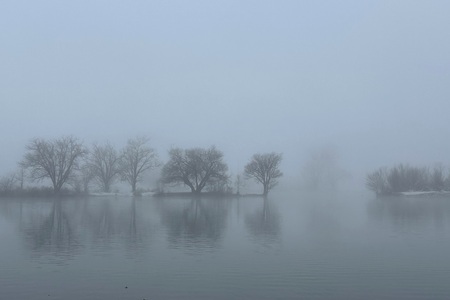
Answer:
158, 197, 229, 250
79, 197, 151, 251
1, 197, 155, 263
91, 199, 118, 242
245, 197, 281, 247
126, 198, 148, 252
367, 195, 450, 230
23, 199, 81, 263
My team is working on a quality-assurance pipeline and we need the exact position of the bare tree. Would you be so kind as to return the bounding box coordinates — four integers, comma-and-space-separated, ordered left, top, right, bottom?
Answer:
119, 136, 159, 195
87, 142, 120, 192
366, 167, 389, 196
161, 146, 228, 194
21, 136, 87, 193
430, 163, 446, 191
70, 163, 95, 194
244, 152, 283, 196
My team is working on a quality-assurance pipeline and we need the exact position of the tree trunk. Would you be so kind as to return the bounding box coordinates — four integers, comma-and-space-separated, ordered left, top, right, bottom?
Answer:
263, 184, 269, 196
131, 181, 136, 195
104, 183, 110, 193
192, 188, 202, 194
54, 180, 62, 194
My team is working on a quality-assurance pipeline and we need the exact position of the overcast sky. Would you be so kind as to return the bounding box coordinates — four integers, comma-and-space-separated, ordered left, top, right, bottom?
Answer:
1, 1, 450, 183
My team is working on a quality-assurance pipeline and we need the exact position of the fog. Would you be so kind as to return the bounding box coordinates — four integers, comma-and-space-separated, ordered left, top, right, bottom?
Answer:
1, 1, 450, 190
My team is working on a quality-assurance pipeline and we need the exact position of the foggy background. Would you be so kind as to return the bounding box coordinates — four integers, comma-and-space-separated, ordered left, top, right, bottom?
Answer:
1, 1, 450, 190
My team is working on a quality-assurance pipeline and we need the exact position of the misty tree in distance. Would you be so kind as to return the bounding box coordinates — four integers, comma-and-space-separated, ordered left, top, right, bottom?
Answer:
119, 136, 159, 195
430, 163, 446, 192
16, 167, 26, 190
366, 167, 389, 196
244, 152, 283, 196
20, 136, 87, 193
0, 172, 17, 195
301, 146, 346, 191
72, 163, 95, 194
161, 146, 228, 194
87, 142, 120, 192
234, 173, 245, 195
0, 168, 27, 195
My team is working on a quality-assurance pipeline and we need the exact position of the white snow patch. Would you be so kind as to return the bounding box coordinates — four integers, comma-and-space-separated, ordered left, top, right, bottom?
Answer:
89, 191, 155, 197
400, 191, 450, 196
89, 192, 119, 197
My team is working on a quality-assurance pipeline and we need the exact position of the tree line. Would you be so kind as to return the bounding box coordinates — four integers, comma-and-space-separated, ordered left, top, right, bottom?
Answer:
366, 163, 450, 196
0, 135, 282, 197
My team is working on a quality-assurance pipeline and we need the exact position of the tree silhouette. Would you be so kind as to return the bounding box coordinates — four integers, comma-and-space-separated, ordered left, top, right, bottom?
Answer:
119, 136, 159, 195
161, 146, 228, 193
21, 136, 87, 193
245, 152, 282, 196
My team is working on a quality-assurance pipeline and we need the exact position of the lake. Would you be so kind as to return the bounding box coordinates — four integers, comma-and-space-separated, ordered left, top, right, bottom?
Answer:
1, 191, 450, 299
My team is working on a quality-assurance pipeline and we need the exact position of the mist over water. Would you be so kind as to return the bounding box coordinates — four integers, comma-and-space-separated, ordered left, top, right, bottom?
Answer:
2, 192, 450, 299
1, 1, 450, 299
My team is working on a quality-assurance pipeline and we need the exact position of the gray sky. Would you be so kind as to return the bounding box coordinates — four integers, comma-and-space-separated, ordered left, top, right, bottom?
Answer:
1, 1, 450, 183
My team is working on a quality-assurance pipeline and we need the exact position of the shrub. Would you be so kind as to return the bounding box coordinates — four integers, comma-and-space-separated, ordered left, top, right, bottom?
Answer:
366, 163, 449, 195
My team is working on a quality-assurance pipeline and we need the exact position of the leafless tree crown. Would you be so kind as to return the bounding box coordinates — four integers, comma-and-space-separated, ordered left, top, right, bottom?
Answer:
119, 136, 159, 194
244, 152, 283, 196
161, 146, 228, 193
20, 136, 87, 193
87, 142, 120, 192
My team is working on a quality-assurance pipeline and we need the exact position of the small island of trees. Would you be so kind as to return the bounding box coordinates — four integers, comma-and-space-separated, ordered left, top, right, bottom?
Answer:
366, 164, 450, 196
0, 135, 283, 198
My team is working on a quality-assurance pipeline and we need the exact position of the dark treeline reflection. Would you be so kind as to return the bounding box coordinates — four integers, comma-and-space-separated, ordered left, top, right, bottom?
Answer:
0, 195, 284, 262
367, 196, 450, 230
79, 198, 151, 251
245, 198, 281, 246
24, 199, 81, 262
0, 197, 155, 263
156, 197, 230, 250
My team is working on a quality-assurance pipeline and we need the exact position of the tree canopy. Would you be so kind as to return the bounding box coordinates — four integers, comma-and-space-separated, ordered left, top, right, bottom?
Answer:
244, 152, 282, 196
161, 146, 228, 193
87, 142, 120, 193
119, 136, 159, 194
21, 136, 87, 193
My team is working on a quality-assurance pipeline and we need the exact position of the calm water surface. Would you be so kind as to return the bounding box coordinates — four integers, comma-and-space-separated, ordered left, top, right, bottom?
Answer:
1, 191, 450, 299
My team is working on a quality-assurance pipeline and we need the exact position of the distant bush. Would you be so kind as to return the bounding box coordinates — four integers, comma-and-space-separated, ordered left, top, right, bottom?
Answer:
0, 173, 17, 196
366, 167, 390, 196
366, 164, 450, 196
